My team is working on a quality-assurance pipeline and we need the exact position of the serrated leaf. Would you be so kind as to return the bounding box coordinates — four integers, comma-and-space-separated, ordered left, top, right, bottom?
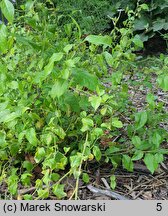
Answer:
0, 0, 14, 23
89, 95, 101, 111
85, 35, 112, 47
122, 155, 133, 172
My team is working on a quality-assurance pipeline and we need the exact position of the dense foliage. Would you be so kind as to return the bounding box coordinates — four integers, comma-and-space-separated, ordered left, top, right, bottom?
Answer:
0, 0, 168, 199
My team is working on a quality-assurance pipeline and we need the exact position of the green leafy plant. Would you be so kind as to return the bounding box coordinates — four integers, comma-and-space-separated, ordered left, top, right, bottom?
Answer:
0, 0, 168, 200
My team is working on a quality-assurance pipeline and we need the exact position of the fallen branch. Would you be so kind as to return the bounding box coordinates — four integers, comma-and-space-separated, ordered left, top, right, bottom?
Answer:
87, 184, 130, 200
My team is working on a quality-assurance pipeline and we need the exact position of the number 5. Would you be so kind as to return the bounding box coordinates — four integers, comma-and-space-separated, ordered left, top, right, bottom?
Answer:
156, 203, 162, 211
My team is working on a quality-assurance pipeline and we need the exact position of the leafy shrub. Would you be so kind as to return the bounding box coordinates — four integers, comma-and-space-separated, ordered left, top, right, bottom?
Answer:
0, 0, 168, 199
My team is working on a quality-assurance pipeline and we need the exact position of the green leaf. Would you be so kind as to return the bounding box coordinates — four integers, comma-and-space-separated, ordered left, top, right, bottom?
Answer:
23, 161, 33, 172
0, 110, 20, 123
111, 118, 123, 128
52, 125, 66, 139
85, 35, 112, 47
35, 147, 46, 163
37, 189, 49, 199
50, 79, 68, 99
0, 131, 6, 146
132, 34, 144, 48
25, 128, 38, 146
0, 0, 14, 23
152, 132, 162, 148
157, 74, 168, 91
70, 154, 82, 168
52, 184, 66, 199
140, 3, 149, 10
146, 93, 155, 109
0, 24, 8, 53
44, 52, 63, 76
81, 118, 94, 132
93, 146, 101, 161
72, 69, 98, 91
135, 111, 148, 130
132, 150, 144, 161
89, 96, 101, 111
122, 155, 133, 172
153, 19, 166, 31
103, 51, 113, 67
143, 153, 158, 174
110, 175, 116, 189
21, 173, 32, 186
63, 44, 73, 54
134, 16, 149, 31
23, 194, 33, 200
132, 136, 142, 148
82, 173, 89, 183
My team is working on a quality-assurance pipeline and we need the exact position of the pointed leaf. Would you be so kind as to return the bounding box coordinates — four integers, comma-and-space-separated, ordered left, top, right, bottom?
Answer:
0, 0, 14, 23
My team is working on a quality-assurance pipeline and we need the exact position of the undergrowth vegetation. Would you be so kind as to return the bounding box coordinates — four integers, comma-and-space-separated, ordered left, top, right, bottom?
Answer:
0, 0, 168, 200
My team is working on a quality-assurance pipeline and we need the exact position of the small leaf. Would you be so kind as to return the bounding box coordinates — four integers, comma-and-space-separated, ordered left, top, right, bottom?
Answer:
25, 128, 38, 146
93, 146, 101, 161
110, 175, 116, 189
70, 154, 82, 168
81, 118, 94, 132
132, 150, 144, 161
0, 0, 14, 23
112, 118, 123, 128
132, 34, 144, 48
157, 74, 168, 91
34, 147, 46, 163
63, 44, 73, 53
132, 136, 141, 148
52, 184, 66, 199
0, 24, 8, 53
72, 69, 98, 91
135, 111, 148, 130
44, 52, 63, 76
122, 155, 133, 172
152, 132, 162, 148
85, 35, 112, 47
143, 153, 158, 174
82, 173, 89, 183
89, 96, 101, 111
52, 126, 66, 139
50, 79, 68, 99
